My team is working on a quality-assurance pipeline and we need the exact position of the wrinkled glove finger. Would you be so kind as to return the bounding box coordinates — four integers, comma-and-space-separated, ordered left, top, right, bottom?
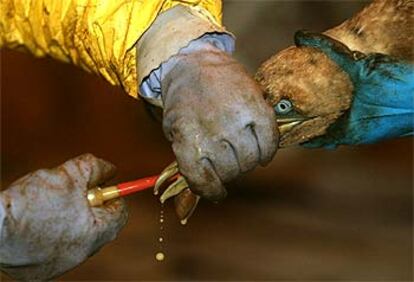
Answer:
174, 143, 226, 201
294, 30, 355, 73
229, 72, 278, 165
207, 139, 240, 183
60, 153, 117, 190
90, 197, 128, 250
227, 125, 260, 173
251, 116, 279, 165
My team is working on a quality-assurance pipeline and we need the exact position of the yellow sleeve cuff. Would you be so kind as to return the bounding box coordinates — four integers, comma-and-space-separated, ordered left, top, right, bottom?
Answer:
0, 0, 225, 99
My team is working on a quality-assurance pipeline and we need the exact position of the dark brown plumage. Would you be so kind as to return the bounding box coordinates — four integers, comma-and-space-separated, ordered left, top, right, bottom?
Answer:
256, 0, 413, 147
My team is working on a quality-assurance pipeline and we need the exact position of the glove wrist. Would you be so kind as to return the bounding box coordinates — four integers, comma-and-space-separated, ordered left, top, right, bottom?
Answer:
160, 48, 235, 106
136, 5, 234, 107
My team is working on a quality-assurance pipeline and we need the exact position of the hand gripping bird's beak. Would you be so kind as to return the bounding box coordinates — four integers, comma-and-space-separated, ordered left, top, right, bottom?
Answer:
154, 161, 201, 224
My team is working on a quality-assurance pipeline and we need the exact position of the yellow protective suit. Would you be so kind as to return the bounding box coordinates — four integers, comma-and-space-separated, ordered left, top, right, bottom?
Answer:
0, 0, 223, 98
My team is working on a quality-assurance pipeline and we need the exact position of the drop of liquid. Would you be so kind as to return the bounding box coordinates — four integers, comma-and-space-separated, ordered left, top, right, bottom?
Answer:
155, 252, 165, 261
180, 218, 188, 225
155, 203, 165, 262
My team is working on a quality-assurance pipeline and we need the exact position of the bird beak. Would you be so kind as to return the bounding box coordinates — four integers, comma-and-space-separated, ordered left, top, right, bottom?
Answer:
276, 116, 307, 135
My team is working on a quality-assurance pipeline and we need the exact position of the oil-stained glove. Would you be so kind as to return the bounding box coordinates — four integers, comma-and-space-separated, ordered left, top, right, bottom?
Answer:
161, 48, 279, 201
295, 31, 414, 149
0, 154, 128, 281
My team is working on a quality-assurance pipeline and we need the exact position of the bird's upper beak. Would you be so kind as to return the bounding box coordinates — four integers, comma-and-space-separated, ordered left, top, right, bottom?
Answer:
276, 115, 307, 136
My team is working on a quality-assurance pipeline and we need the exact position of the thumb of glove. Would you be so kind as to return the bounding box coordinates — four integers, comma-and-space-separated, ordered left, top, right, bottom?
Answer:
89, 198, 128, 254
61, 154, 128, 255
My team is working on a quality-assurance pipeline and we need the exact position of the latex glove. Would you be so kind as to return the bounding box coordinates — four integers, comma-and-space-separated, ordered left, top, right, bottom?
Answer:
295, 31, 414, 149
161, 48, 278, 201
0, 154, 128, 281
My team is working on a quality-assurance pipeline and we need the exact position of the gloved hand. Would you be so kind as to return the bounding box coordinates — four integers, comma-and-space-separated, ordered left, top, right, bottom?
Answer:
0, 154, 128, 281
161, 47, 279, 201
294, 31, 414, 149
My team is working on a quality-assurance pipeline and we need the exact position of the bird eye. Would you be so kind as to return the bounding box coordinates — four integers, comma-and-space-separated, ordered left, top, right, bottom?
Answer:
274, 99, 293, 114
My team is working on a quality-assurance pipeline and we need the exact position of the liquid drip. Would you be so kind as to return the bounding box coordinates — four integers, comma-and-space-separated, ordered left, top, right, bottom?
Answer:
155, 252, 165, 261
155, 204, 165, 262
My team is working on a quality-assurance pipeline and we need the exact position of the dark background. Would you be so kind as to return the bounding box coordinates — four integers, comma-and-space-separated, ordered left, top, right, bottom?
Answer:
1, 0, 412, 280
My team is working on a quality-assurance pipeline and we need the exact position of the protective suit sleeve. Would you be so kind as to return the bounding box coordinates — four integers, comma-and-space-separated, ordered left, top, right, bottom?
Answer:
139, 5, 235, 106
0, 0, 224, 98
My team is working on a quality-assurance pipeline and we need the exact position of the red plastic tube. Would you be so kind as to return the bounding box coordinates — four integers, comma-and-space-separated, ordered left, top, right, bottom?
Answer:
117, 175, 159, 196
87, 173, 181, 206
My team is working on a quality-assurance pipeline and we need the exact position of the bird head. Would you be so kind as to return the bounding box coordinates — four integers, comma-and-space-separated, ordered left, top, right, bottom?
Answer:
256, 36, 354, 147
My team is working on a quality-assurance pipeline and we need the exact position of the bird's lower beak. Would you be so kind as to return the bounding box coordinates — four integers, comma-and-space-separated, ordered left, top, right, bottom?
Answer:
276, 116, 306, 135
